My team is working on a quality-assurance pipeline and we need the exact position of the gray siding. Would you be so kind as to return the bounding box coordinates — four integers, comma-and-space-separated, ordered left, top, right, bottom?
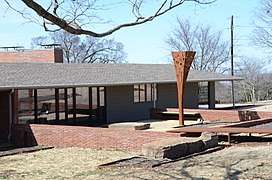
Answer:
156, 83, 178, 108
184, 82, 199, 108
106, 86, 154, 123
106, 83, 199, 123
156, 82, 198, 109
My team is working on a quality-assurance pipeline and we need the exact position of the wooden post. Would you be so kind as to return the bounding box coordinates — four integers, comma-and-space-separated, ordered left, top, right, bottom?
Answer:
89, 87, 93, 121
172, 51, 196, 126
64, 88, 68, 123
72, 87, 76, 124
28, 89, 33, 115
34, 89, 38, 124
55, 88, 60, 123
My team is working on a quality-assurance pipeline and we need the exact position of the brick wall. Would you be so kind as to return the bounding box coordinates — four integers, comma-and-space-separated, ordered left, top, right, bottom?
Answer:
0, 91, 10, 143
150, 108, 272, 122
0, 48, 63, 63
12, 124, 180, 152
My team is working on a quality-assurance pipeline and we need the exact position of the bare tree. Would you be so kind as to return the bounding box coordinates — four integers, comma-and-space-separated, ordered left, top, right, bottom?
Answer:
165, 18, 229, 73
5, 0, 216, 37
32, 30, 127, 63
252, 0, 272, 53
235, 57, 272, 104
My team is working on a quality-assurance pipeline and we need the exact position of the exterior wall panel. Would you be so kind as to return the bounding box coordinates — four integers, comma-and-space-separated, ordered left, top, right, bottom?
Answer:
156, 83, 178, 108
106, 86, 154, 123
106, 83, 199, 123
184, 82, 199, 108
157, 82, 199, 109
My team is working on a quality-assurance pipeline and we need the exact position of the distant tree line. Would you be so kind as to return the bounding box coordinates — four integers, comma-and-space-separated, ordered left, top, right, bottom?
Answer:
31, 30, 127, 64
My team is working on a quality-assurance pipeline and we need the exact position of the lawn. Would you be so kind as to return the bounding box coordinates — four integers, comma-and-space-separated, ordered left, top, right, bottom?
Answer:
1, 146, 272, 179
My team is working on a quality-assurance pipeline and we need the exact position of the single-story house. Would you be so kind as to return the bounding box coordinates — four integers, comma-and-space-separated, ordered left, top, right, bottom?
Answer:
0, 62, 242, 143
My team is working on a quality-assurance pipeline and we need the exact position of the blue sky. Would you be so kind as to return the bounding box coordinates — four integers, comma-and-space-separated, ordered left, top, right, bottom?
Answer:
0, 0, 262, 64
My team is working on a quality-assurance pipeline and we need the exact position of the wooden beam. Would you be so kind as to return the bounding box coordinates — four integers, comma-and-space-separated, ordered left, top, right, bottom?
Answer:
64, 88, 68, 123
34, 89, 38, 123
97, 87, 100, 121
172, 51, 195, 126
72, 87, 76, 124
89, 87, 93, 121
167, 127, 272, 134
28, 89, 33, 115
102, 87, 107, 123
55, 88, 60, 123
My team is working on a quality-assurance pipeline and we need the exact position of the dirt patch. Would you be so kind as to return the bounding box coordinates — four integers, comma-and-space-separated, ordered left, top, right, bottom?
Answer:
98, 156, 169, 169
0, 145, 53, 157
153, 145, 272, 179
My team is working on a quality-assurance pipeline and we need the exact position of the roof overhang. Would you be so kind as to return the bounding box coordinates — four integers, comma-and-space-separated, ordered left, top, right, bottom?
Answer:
0, 62, 243, 90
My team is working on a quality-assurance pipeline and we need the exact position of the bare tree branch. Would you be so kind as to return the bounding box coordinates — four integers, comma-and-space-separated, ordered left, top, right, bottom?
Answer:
252, 0, 272, 55
16, 0, 216, 37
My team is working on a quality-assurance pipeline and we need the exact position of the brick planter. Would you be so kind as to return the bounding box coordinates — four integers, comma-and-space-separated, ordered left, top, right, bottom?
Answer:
12, 124, 180, 153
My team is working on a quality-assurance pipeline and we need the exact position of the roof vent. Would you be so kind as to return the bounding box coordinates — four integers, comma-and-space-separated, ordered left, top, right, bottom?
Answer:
41, 44, 62, 49
0, 46, 25, 51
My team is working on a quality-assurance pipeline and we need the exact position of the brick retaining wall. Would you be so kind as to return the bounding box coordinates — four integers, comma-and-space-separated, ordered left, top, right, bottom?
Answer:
12, 124, 180, 153
150, 108, 272, 122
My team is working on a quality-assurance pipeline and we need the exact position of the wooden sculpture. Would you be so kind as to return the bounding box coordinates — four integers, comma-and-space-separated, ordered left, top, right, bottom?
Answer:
172, 51, 196, 126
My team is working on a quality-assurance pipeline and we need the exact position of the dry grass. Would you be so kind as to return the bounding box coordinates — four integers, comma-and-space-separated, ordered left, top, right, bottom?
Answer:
0, 148, 137, 179
154, 145, 272, 179
1, 146, 272, 179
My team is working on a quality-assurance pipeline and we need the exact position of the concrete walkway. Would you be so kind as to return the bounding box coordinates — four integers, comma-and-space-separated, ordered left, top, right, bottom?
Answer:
108, 119, 201, 132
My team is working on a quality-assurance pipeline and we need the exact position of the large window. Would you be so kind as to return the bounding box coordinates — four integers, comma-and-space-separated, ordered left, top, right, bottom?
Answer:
16, 86, 106, 125
134, 84, 157, 103
17, 89, 34, 124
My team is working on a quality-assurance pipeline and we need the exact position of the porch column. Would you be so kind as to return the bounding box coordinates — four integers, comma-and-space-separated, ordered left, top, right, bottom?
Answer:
89, 87, 93, 121
72, 87, 76, 123
208, 81, 216, 109
34, 89, 38, 123
55, 88, 60, 123
64, 88, 68, 123
0, 91, 11, 143
28, 89, 33, 115
12, 90, 19, 124
103, 87, 107, 122
97, 87, 100, 121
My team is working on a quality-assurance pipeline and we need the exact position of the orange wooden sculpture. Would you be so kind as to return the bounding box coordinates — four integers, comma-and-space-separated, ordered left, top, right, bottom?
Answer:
172, 51, 196, 126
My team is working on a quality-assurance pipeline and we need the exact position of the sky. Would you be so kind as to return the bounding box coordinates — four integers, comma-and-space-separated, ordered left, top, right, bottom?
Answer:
0, 0, 263, 65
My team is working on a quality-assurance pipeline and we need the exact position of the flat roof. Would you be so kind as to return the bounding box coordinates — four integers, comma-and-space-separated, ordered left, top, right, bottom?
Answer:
0, 62, 243, 90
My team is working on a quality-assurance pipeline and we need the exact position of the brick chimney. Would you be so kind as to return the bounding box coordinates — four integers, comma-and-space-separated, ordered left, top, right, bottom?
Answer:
0, 48, 64, 63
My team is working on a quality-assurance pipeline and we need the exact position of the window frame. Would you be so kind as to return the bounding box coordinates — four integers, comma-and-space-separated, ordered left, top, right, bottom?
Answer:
133, 83, 157, 103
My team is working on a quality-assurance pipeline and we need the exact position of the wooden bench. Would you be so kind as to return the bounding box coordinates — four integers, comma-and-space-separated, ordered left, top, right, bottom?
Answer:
167, 127, 272, 144
160, 111, 201, 120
